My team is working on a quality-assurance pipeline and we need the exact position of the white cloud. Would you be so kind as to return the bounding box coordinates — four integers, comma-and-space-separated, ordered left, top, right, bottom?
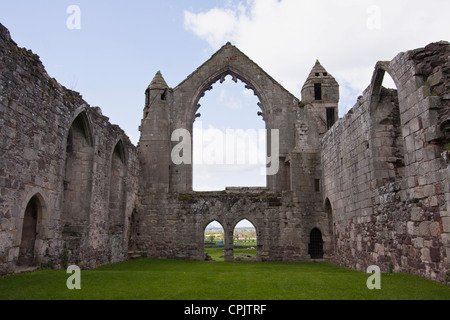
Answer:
192, 122, 267, 190
184, 0, 450, 117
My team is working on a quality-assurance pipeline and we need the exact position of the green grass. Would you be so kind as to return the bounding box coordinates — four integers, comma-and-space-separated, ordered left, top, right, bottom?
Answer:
0, 258, 448, 300
205, 246, 257, 261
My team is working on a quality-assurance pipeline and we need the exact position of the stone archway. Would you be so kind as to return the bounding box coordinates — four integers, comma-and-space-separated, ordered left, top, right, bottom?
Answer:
368, 64, 405, 187
162, 42, 299, 194
62, 111, 94, 239
203, 220, 225, 261
18, 195, 43, 266
308, 228, 324, 259
232, 219, 259, 262
192, 74, 266, 191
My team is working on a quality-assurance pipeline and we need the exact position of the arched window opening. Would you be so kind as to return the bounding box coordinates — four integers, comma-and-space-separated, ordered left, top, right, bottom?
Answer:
308, 228, 324, 259
204, 220, 225, 261
193, 75, 266, 191
325, 198, 335, 256
62, 112, 94, 239
370, 69, 405, 186
109, 141, 126, 234
233, 219, 257, 261
325, 198, 333, 237
18, 196, 41, 266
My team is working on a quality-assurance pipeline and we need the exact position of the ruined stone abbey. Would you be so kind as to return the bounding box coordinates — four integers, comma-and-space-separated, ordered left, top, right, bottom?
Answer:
0, 22, 449, 284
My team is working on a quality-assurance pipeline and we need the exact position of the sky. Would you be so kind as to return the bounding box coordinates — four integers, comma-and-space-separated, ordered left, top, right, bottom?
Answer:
1, 0, 449, 191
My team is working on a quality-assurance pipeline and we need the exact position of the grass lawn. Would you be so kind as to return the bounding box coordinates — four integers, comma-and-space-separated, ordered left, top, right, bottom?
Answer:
205, 246, 257, 261
0, 258, 448, 300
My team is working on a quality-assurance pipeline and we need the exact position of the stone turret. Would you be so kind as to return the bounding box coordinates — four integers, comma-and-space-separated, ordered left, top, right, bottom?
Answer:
143, 71, 168, 117
139, 71, 171, 194
301, 61, 339, 132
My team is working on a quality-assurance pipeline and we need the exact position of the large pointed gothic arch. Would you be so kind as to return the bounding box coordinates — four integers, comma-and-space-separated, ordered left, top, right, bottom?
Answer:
188, 67, 269, 124
168, 42, 300, 192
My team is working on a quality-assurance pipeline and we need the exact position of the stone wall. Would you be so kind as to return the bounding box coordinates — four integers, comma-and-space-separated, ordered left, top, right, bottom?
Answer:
136, 43, 336, 265
322, 42, 449, 284
1, 20, 448, 286
0, 23, 139, 275
136, 188, 333, 262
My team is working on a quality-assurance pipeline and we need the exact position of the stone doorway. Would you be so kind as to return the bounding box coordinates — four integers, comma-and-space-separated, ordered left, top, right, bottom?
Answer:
308, 228, 324, 259
233, 219, 258, 261
17, 196, 40, 266
204, 220, 225, 262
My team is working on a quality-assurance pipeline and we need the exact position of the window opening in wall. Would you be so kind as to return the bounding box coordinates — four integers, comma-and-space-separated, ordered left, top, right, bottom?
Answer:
314, 83, 322, 100
204, 220, 224, 262
314, 179, 320, 192
371, 70, 405, 184
193, 75, 266, 191
66, 130, 73, 153
325, 198, 335, 252
326, 107, 335, 129
308, 228, 324, 259
233, 219, 257, 261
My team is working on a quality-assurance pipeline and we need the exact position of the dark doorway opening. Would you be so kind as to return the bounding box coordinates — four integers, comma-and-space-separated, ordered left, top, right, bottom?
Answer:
308, 228, 324, 259
18, 197, 39, 266
326, 107, 336, 129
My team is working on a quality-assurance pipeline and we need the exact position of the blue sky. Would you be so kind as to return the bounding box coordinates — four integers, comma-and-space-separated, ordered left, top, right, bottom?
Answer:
1, 0, 449, 190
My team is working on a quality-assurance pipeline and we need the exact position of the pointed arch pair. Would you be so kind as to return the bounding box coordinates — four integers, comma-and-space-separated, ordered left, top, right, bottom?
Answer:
203, 218, 258, 261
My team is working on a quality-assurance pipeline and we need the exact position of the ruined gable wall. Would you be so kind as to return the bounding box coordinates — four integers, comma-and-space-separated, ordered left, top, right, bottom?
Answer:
0, 24, 139, 275
322, 42, 449, 284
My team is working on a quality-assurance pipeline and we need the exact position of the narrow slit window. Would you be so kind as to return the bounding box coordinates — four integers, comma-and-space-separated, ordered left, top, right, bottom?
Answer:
326, 107, 335, 129
314, 179, 320, 192
314, 83, 322, 100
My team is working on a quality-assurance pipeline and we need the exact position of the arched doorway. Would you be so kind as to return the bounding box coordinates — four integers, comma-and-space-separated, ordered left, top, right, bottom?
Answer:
204, 220, 225, 261
233, 219, 257, 261
18, 196, 42, 266
308, 228, 324, 259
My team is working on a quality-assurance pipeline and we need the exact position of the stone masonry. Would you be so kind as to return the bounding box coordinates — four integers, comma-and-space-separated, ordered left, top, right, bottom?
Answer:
0, 22, 448, 285
322, 42, 450, 283
0, 24, 139, 274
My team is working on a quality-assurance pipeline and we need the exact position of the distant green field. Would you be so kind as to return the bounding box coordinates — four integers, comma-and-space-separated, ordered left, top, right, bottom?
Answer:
0, 258, 448, 300
205, 245, 257, 261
